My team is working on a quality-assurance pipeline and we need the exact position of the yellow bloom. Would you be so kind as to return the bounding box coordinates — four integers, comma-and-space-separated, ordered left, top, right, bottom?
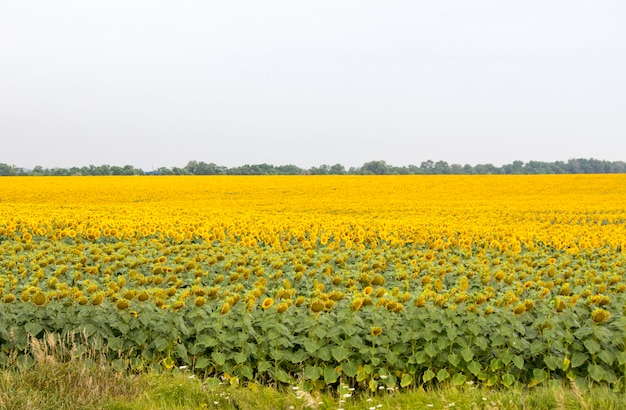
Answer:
91, 292, 105, 306
459, 276, 469, 291
370, 327, 383, 336
513, 303, 526, 315
276, 302, 289, 313
261, 297, 274, 309
220, 302, 232, 314
350, 297, 364, 311
116, 299, 130, 309
32, 292, 47, 306
371, 275, 385, 286
310, 300, 325, 313
122, 290, 135, 300
162, 357, 175, 370
591, 308, 610, 323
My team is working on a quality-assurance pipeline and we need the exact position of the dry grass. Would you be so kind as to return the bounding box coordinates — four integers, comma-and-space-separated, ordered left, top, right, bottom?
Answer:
0, 332, 141, 410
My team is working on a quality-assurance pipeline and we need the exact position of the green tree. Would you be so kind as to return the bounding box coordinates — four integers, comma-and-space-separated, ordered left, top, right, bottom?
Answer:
360, 160, 388, 175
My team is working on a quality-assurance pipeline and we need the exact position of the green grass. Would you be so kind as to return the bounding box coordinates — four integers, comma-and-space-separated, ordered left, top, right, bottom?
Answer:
1, 334, 624, 410
2, 361, 626, 410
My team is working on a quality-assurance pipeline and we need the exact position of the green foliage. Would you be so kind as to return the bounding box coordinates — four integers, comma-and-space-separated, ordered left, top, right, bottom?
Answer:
4, 157, 626, 176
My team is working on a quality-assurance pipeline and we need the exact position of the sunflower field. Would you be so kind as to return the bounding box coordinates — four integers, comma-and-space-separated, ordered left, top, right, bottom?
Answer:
1, 175, 625, 391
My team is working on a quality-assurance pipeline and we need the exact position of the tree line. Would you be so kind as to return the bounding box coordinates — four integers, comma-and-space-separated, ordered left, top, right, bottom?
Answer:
0, 158, 625, 176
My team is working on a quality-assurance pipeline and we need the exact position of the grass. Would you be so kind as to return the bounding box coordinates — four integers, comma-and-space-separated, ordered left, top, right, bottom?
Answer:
1, 335, 625, 410
2, 363, 626, 410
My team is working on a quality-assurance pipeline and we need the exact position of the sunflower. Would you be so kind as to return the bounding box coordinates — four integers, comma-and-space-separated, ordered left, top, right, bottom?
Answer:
276, 302, 289, 313
261, 297, 274, 309
370, 327, 383, 337
91, 292, 105, 306
220, 302, 232, 314
116, 299, 130, 310
137, 291, 150, 302
513, 303, 526, 315
32, 292, 47, 306
555, 297, 567, 312
195, 297, 206, 307
592, 308, 610, 323
310, 300, 325, 313
371, 275, 385, 286
350, 298, 364, 312
459, 277, 469, 291
162, 357, 175, 370
122, 290, 135, 300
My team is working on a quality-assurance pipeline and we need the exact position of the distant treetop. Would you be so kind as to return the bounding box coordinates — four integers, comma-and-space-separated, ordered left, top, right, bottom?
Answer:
0, 158, 624, 176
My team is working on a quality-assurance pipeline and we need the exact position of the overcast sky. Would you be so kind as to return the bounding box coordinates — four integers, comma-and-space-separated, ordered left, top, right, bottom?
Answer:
1, 1, 625, 170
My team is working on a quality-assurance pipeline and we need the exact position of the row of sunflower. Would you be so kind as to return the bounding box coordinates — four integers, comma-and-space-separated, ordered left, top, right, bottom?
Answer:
1, 175, 626, 390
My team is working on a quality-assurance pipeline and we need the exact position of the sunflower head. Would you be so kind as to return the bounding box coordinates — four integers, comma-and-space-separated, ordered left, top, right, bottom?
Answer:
310, 300, 325, 313
262, 297, 274, 310
220, 302, 232, 314
513, 303, 526, 315
116, 299, 130, 310
91, 292, 105, 306
592, 308, 610, 323
32, 292, 47, 306
371, 275, 385, 286
350, 297, 364, 312
276, 302, 289, 314
137, 291, 150, 302
162, 357, 175, 370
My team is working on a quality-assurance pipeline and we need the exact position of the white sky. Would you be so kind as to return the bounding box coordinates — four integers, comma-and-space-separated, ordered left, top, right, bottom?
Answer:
1, 1, 625, 170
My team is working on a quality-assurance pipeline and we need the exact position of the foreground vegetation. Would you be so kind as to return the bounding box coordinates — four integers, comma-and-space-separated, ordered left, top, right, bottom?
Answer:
1, 175, 626, 405
2, 358, 626, 410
